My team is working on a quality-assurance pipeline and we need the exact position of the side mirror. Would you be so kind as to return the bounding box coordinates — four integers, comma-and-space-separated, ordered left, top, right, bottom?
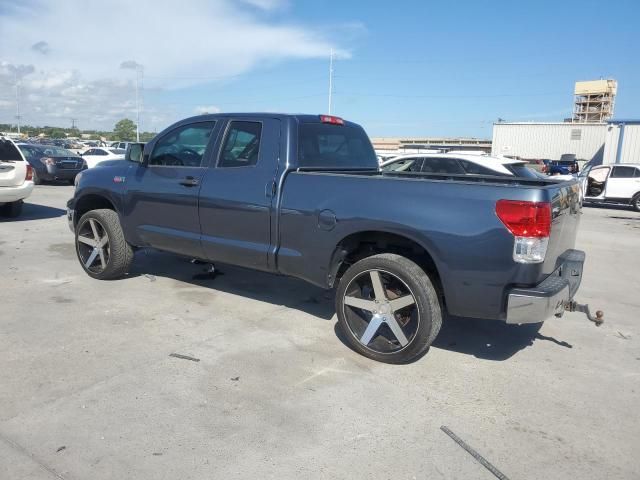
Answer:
126, 143, 145, 163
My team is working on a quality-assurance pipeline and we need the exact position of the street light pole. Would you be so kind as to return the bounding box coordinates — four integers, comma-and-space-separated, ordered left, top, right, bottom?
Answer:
328, 48, 334, 115
15, 75, 21, 135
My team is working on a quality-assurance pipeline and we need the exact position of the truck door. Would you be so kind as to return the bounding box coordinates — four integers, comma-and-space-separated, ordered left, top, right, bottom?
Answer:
122, 121, 219, 257
604, 165, 640, 199
198, 118, 281, 271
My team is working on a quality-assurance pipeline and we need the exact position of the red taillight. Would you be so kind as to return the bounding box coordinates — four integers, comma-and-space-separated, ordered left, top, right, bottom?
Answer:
319, 115, 344, 125
496, 200, 551, 238
25, 165, 34, 181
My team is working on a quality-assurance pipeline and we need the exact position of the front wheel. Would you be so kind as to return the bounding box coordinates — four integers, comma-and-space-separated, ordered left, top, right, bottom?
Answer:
335, 253, 442, 364
75, 209, 134, 279
632, 193, 640, 212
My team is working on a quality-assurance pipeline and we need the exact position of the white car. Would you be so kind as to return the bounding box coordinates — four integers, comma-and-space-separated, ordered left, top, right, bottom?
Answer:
0, 136, 34, 218
80, 147, 126, 168
581, 163, 640, 211
380, 153, 542, 179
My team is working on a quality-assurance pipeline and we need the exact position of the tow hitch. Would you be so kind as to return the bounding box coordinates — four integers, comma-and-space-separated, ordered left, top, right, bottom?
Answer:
563, 301, 604, 326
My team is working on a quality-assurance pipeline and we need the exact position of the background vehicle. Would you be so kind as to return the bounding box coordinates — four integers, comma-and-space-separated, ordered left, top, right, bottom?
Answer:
542, 155, 580, 176
114, 142, 133, 151
380, 153, 543, 178
18, 144, 86, 185
0, 136, 34, 217
68, 113, 586, 363
582, 163, 640, 211
80, 148, 126, 168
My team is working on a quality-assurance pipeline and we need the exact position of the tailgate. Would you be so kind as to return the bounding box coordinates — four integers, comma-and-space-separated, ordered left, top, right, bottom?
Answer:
0, 139, 27, 187
541, 179, 582, 276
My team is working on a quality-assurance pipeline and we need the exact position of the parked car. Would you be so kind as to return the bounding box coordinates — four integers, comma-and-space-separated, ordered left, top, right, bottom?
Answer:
0, 136, 34, 217
380, 153, 543, 179
68, 113, 588, 363
80, 148, 126, 168
581, 163, 640, 211
17, 144, 86, 185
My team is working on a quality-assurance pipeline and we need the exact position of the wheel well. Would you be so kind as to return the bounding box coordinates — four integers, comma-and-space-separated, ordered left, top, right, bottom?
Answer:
74, 195, 116, 225
330, 231, 445, 306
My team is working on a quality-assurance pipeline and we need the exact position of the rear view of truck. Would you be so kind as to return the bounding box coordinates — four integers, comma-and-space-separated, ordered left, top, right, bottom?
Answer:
0, 137, 34, 218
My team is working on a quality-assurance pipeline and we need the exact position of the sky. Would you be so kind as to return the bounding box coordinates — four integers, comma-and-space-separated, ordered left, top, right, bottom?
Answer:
0, 0, 639, 138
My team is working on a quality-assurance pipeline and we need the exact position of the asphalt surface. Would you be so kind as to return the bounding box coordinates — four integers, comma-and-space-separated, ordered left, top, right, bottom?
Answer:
1, 185, 639, 480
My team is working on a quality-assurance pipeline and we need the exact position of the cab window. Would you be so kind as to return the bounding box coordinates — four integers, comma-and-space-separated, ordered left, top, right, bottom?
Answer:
218, 121, 262, 168
149, 122, 216, 167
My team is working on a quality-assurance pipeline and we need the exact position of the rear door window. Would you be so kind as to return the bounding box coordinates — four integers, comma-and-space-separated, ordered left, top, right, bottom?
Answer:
611, 166, 638, 178
218, 121, 262, 168
422, 157, 465, 174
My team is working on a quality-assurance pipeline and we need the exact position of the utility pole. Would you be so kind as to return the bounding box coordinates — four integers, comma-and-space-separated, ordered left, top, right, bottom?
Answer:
15, 75, 21, 135
134, 64, 144, 142
71, 118, 77, 129
328, 48, 334, 115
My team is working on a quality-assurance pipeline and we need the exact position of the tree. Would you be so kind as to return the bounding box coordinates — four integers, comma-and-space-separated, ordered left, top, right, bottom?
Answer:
113, 118, 136, 141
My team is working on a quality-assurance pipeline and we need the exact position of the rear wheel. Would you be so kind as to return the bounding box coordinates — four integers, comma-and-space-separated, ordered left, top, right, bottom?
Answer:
1, 200, 23, 218
632, 193, 640, 212
335, 253, 442, 364
75, 209, 134, 279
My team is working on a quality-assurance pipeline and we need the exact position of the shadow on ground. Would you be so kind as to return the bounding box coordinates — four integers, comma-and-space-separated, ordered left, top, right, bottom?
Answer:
127, 249, 336, 320
1, 203, 66, 222
127, 249, 572, 362
584, 203, 637, 213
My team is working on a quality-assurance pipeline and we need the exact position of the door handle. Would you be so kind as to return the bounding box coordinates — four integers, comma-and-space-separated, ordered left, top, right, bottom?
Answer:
179, 176, 199, 187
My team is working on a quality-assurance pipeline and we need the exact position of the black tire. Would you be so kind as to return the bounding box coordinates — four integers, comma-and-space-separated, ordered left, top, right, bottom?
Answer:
1, 200, 23, 218
32, 170, 42, 185
335, 253, 442, 364
75, 209, 134, 280
632, 193, 640, 212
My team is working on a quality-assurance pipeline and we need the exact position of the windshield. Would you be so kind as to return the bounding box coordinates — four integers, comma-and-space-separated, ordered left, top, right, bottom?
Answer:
382, 159, 420, 172
298, 123, 378, 169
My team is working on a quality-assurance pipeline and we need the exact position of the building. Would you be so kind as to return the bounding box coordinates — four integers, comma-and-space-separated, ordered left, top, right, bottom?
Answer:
603, 120, 640, 164
573, 79, 617, 123
371, 136, 491, 153
491, 122, 608, 163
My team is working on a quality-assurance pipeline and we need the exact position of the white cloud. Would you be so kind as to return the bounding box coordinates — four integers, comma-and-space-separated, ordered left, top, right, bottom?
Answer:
194, 105, 221, 115
0, 0, 349, 130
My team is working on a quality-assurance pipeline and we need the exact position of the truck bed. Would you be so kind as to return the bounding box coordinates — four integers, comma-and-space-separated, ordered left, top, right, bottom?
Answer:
277, 169, 582, 320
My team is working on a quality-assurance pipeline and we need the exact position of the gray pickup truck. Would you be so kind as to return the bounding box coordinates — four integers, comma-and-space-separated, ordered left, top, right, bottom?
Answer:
67, 113, 590, 363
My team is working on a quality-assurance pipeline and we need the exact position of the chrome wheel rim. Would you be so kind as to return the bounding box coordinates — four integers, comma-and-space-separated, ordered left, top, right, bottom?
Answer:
76, 218, 110, 273
342, 269, 419, 354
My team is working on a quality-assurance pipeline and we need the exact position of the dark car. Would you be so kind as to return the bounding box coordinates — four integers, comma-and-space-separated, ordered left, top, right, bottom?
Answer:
542, 159, 579, 175
17, 144, 86, 184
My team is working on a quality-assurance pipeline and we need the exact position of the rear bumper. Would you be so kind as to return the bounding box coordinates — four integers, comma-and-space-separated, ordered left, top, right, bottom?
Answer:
0, 181, 34, 204
506, 249, 585, 324
43, 166, 84, 180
